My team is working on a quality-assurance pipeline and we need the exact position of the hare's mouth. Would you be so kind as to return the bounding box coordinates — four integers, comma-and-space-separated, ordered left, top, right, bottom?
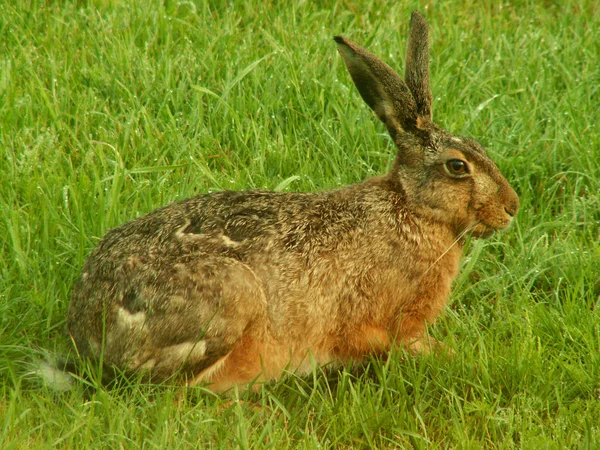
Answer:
467, 211, 514, 238
467, 222, 496, 239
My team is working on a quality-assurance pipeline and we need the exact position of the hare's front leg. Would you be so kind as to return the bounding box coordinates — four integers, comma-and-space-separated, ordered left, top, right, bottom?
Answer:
397, 294, 449, 355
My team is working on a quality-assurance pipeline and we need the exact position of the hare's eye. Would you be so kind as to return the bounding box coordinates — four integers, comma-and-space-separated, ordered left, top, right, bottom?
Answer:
445, 159, 469, 176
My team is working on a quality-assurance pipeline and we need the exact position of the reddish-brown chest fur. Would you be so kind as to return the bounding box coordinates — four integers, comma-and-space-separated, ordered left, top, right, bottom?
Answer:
240, 183, 464, 369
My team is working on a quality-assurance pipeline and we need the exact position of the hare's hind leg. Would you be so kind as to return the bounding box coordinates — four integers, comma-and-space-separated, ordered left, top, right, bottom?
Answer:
397, 301, 448, 355
70, 255, 270, 383
144, 257, 270, 383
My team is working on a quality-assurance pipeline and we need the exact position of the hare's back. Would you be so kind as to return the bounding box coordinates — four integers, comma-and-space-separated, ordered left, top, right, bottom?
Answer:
67, 186, 401, 376
88, 187, 375, 265
67, 190, 303, 377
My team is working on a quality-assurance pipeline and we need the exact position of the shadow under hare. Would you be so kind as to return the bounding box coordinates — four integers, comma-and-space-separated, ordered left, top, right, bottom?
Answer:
66, 11, 518, 392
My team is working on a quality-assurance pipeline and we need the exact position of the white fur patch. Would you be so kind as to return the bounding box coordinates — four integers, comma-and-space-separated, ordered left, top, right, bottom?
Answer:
139, 359, 157, 370
116, 307, 146, 330
221, 234, 240, 247
191, 352, 230, 385
174, 219, 191, 239
169, 341, 207, 361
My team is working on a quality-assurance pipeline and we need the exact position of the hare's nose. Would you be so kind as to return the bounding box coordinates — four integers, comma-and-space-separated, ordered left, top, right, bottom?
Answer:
502, 184, 519, 218
504, 199, 518, 217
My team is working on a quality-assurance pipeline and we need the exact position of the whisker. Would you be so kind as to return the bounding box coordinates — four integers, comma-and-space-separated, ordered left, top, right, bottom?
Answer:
421, 222, 480, 278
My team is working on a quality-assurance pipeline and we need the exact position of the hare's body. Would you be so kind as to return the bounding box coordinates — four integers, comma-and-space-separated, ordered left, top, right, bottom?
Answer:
68, 181, 461, 389
67, 12, 519, 392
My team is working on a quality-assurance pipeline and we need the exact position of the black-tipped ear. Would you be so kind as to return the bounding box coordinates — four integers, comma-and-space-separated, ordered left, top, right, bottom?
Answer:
405, 11, 433, 120
334, 35, 418, 139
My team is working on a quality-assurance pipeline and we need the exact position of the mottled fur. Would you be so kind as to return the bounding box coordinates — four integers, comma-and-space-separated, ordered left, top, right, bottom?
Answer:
67, 11, 519, 392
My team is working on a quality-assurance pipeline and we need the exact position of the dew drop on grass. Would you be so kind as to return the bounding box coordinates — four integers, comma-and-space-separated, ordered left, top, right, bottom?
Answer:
62, 186, 69, 211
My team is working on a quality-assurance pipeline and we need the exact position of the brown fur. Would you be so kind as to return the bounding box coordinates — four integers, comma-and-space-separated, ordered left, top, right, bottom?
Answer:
66, 11, 519, 393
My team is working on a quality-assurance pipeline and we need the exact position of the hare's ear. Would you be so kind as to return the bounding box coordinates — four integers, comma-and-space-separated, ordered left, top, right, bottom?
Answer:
334, 36, 418, 139
405, 11, 432, 121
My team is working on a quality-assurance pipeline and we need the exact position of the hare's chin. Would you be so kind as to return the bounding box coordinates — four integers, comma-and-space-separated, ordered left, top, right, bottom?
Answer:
473, 229, 496, 239
467, 223, 497, 239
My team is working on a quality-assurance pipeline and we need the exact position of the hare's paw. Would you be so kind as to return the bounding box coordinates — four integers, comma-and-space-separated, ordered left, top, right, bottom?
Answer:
404, 336, 454, 356
190, 333, 268, 393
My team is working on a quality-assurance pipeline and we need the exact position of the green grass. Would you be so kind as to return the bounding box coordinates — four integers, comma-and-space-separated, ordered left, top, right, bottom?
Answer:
1, 0, 599, 448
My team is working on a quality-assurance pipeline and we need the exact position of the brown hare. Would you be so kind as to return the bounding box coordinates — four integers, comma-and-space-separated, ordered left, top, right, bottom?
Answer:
66, 11, 519, 392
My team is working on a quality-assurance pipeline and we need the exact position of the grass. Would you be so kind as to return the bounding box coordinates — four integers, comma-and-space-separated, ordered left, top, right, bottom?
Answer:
1, 0, 599, 447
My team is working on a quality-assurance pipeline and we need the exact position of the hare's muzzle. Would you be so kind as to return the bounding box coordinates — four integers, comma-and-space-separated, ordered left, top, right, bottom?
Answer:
475, 183, 519, 238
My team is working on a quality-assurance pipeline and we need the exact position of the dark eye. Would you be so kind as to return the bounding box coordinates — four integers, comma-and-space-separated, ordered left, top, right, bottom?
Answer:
445, 159, 469, 176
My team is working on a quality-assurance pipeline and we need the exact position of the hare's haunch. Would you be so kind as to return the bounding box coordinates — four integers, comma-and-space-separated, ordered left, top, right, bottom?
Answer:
67, 11, 518, 392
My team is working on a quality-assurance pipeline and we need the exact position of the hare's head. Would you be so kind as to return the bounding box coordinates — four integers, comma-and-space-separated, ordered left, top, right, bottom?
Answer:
335, 12, 518, 239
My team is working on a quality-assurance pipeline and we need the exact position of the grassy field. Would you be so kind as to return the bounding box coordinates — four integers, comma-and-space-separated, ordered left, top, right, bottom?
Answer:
1, 0, 599, 448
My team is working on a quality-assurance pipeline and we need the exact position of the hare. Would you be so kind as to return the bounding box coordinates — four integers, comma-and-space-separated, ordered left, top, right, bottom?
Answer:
66, 11, 518, 392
